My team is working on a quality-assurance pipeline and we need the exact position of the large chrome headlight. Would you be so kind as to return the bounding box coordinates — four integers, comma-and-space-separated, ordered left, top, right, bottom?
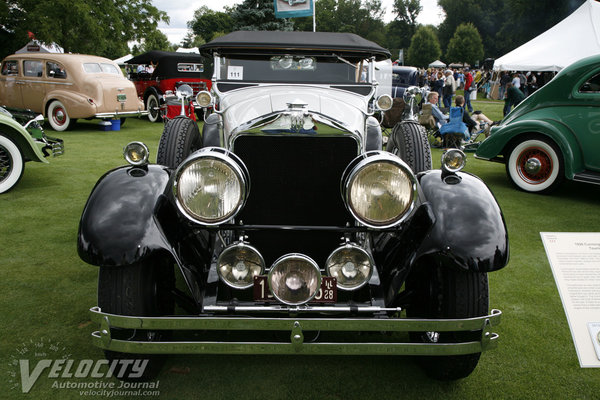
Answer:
268, 254, 322, 305
218, 242, 265, 289
174, 147, 249, 225
342, 151, 417, 228
326, 243, 373, 290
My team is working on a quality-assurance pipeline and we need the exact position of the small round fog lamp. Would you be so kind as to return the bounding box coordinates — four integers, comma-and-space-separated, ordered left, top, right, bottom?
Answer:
123, 142, 149, 166
196, 91, 212, 108
268, 254, 321, 305
326, 244, 373, 290
217, 242, 265, 289
441, 149, 467, 173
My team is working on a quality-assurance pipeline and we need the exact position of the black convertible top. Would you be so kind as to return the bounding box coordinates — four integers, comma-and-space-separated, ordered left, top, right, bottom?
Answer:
200, 31, 391, 60
126, 50, 205, 65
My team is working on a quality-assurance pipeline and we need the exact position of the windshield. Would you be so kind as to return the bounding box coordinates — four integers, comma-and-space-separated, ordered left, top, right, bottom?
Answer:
217, 54, 370, 84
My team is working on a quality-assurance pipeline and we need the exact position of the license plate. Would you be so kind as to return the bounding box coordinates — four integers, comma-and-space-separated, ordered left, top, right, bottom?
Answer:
253, 276, 337, 303
117, 93, 127, 102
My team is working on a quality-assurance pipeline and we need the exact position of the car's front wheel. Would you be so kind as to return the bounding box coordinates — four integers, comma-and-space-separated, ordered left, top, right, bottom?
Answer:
146, 93, 162, 123
0, 134, 24, 194
98, 258, 174, 380
386, 121, 432, 173
407, 263, 489, 380
506, 135, 564, 193
156, 115, 201, 168
47, 100, 74, 131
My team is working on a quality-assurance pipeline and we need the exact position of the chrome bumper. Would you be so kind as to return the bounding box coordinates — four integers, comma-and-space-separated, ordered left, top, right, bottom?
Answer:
95, 110, 148, 119
89, 306, 502, 356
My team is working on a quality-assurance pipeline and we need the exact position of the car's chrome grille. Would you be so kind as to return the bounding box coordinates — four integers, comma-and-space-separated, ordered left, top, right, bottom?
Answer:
232, 134, 359, 266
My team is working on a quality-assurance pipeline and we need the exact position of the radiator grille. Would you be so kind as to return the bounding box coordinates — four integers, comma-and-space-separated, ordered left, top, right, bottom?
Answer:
232, 134, 359, 266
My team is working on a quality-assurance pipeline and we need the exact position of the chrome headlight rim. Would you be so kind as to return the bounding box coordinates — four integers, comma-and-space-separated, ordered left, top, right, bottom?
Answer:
196, 90, 213, 108
217, 241, 265, 289
441, 148, 467, 174
326, 243, 374, 291
342, 151, 418, 229
123, 141, 149, 166
376, 94, 393, 111
268, 253, 322, 306
173, 147, 250, 226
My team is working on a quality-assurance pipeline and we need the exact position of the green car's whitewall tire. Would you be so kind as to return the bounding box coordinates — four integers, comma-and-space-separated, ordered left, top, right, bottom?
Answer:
506, 136, 564, 194
0, 134, 24, 194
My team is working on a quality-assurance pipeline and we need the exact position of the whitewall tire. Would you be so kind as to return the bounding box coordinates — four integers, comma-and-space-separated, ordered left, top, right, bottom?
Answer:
506, 137, 563, 193
0, 135, 24, 194
47, 100, 72, 131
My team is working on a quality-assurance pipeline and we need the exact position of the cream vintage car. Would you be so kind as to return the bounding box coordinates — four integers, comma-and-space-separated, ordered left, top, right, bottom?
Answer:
0, 53, 145, 131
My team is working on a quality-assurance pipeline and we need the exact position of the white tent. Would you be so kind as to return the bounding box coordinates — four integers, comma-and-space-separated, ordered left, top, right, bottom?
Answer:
428, 60, 446, 68
176, 47, 200, 54
493, 0, 600, 72
16, 40, 63, 54
113, 54, 133, 65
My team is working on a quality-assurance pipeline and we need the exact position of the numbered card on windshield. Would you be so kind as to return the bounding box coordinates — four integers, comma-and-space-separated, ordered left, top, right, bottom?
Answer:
227, 66, 244, 80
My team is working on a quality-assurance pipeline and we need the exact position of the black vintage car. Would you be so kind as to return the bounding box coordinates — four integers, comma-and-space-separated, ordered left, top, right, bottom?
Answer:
125, 50, 212, 122
79, 31, 509, 381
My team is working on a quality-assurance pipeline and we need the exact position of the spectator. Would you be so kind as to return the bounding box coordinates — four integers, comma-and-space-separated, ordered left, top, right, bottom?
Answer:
463, 68, 474, 113
442, 70, 456, 108
455, 95, 494, 138
503, 82, 526, 116
499, 71, 511, 100
431, 71, 444, 107
511, 72, 521, 90
425, 92, 448, 127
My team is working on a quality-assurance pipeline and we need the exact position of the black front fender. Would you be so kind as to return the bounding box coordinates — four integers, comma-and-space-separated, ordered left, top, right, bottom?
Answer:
417, 170, 509, 272
78, 165, 171, 267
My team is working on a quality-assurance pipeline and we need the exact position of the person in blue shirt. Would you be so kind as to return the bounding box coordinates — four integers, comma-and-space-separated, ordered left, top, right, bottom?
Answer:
426, 92, 447, 127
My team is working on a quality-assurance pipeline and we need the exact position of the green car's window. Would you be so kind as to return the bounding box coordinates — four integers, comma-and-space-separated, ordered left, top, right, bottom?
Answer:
23, 60, 43, 77
1, 60, 19, 76
579, 72, 600, 93
46, 61, 67, 79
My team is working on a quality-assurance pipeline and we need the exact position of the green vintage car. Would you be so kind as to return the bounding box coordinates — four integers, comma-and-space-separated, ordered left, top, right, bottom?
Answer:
476, 54, 600, 193
0, 107, 64, 193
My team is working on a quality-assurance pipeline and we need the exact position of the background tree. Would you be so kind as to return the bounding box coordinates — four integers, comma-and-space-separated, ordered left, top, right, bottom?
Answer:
445, 23, 483, 66
0, 0, 169, 59
385, 0, 421, 51
406, 25, 441, 67
180, 32, 206, 50
295, 0, 387, 45
188, 6, 233, 43
132, 29, 174, 55
229, 0, 293, 31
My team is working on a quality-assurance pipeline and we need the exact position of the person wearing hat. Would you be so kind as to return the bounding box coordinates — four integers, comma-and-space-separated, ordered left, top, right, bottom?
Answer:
442, 69, 456, 108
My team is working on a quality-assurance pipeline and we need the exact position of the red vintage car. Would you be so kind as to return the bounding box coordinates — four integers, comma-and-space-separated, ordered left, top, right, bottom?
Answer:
125, 51, 212, 122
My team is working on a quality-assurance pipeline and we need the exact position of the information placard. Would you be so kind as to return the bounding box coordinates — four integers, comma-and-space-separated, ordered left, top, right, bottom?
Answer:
541, 232, 600, 367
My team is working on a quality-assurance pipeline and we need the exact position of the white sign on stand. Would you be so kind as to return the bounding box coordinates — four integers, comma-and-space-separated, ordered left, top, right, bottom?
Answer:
541, 232, 600, 368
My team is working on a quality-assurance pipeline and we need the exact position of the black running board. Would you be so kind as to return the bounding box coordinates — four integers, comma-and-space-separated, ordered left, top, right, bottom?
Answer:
573, 170, 600, 185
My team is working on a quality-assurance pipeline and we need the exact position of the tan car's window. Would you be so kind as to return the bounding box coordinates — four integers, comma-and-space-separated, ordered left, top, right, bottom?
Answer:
47, 61, 67, 79
24, 60, 43, 77
1, 60, 19, 76
83, 63, 121, 75
579, 72, 600, 93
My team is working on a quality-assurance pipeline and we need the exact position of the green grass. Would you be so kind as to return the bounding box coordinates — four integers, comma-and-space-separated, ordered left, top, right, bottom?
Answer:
1, 111, 600, 399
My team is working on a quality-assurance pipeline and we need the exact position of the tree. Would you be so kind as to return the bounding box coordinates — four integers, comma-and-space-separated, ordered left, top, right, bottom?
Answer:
180, 32, 205, 49
386, 0, 422, 51
0, 0, 170, 59
230, 0, 293, 31
132, 29, 174, 55
406, 25, 441, 67
445, 23, 483, 66
294, 0, 387, 45
188, 6, 233, 43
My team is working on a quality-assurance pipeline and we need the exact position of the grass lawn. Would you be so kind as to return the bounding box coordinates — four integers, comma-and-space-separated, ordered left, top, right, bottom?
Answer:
1, 104, 599, 399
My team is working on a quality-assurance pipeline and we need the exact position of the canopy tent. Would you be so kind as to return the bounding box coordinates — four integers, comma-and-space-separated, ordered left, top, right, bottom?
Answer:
428, 60, 446, 68
493, 0, 600, 72
16, 40, 63, 54
176, 47, 199, 54
113, 54, 133, 65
